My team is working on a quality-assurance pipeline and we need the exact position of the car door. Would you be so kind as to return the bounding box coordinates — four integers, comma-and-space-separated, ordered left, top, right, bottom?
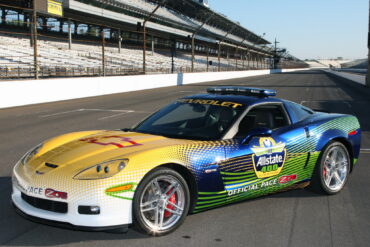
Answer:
220, 102, 311, 202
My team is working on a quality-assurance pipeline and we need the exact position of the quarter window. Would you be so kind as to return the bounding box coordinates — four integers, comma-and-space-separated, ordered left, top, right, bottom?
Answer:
285, 101, 314, 122
236, 104, 289, 137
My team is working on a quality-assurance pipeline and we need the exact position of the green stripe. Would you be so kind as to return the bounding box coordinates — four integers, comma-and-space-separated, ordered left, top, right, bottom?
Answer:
198, 194, 227, 200
196, 197, 226, 205
222, 174, 255, 180
198, 191, 227, 195
220, 171, 253, 176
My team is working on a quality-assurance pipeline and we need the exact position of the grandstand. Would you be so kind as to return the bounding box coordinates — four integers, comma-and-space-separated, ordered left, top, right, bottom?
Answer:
316, 59, 351, 68
0, 0, 308, 79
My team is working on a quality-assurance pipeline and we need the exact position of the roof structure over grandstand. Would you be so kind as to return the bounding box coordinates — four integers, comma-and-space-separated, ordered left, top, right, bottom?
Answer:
149, 0, 270, 45
66, 0, 271, 50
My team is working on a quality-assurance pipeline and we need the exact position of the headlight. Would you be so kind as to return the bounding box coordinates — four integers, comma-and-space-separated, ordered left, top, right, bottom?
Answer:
73, 159, 128, 180
21, 143, 43, 165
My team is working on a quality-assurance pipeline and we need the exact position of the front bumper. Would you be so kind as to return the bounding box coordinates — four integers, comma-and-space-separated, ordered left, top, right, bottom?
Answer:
12, 172, 134, 229
12, 201, 128, 232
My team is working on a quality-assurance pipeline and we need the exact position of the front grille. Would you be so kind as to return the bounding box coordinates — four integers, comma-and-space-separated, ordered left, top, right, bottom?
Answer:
21, 193, 68, 213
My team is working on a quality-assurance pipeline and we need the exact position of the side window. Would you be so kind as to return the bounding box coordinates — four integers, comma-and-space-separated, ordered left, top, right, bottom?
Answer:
285, 101, 314, 122
236, 104, 289, 137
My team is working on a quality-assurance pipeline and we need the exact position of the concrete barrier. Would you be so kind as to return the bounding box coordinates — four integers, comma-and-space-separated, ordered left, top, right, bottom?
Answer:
0, 68, 308, 109
325, 69, 366, 86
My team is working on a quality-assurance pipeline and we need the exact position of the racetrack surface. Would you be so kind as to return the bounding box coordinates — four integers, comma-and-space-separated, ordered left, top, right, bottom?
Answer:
1, 70, 369, 247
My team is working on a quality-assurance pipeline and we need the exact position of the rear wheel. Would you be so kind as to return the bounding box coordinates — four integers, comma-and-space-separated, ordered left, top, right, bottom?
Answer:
133, 168, 190, 236
309, 142, 350, 194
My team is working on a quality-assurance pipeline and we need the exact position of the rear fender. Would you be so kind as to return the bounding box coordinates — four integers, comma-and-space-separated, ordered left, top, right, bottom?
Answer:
316, 129, 347, 152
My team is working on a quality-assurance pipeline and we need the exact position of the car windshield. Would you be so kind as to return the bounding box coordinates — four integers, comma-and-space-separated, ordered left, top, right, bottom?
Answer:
133, 99, 246, 140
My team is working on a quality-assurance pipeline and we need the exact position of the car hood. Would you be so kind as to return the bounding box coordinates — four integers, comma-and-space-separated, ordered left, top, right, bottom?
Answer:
26, 130, 190, 175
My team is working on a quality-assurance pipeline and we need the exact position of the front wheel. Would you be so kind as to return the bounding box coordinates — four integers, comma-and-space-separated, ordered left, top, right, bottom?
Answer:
133, 167, 190, 236
309, 142, 350, 195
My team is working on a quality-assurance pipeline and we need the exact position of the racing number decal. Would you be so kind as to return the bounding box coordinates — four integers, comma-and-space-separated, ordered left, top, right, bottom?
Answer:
80, 136, 141, 148
251, 137, 286, 178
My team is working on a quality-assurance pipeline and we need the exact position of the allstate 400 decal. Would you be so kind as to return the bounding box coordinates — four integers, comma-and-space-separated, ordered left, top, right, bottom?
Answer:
251, 137, 286, 178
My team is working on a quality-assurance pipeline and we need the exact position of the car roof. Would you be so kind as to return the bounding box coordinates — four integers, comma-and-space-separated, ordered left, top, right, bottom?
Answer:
183, 93, 285, 107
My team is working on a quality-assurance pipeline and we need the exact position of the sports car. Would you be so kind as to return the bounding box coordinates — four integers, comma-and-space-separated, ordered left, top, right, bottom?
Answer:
12, 87, 361, 236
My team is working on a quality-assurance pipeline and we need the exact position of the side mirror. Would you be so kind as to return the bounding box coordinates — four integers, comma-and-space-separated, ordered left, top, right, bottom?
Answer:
242, 127, 272, 144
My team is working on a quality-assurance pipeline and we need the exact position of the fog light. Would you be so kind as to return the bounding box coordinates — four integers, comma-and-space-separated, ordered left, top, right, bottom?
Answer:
78, 206, 100, 215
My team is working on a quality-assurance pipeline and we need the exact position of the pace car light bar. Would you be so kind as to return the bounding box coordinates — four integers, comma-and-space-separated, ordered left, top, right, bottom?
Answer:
207, 87, 277, 98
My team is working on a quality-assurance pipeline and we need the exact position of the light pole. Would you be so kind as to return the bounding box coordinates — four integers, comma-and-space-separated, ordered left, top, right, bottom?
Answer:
33, 0, 38, 79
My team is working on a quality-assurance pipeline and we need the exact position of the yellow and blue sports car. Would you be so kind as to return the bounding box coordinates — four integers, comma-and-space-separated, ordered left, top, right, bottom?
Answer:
12, 87, 361, 236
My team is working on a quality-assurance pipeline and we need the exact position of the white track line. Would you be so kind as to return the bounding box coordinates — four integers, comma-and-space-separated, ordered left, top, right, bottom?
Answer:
84, 109, 132, 112
41, 108, 135, 119
40, 109, 83, 118
98, 111, 134, 120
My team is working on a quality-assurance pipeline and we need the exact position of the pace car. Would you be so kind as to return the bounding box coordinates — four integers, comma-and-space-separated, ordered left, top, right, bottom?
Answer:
12, 87, 361, 236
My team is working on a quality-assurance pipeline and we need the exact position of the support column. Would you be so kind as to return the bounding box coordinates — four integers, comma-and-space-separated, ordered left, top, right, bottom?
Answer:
191, 36, 195, 72
206, 47, 209, 72
143, 25, 147, 74
367, 0, 370, 87
247, 52, 250, 69
102, 30, 106, 76
87, 24, 91, 35
32, 4, 38, 79
30, 14, 33, 47
118, 29, 122, 53
218, 42, 221, 72
151, 35, 154, 55
171, 39, 176, 74
42, 17, 47, 32
68, 20, 72, 50
242, 52, 245, 69
74, 22, 78, 34
227, 49, 230, 69
1, 9, 6, 24
59, 20, 64, 33
23, 13, 28, 28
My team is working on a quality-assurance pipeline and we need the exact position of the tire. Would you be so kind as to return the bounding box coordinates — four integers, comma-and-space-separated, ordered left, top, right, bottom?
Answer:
132, 167, 190, 236
308, 142, 350, 195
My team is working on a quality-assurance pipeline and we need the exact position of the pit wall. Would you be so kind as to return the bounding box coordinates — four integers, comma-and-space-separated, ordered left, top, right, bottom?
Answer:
0, 68, 309, 109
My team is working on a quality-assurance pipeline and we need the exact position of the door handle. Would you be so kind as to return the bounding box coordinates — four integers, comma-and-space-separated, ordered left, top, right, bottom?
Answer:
304, 127, 311, 138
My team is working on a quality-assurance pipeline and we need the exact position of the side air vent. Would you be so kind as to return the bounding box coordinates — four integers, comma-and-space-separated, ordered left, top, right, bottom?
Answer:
45, 163, 58, 168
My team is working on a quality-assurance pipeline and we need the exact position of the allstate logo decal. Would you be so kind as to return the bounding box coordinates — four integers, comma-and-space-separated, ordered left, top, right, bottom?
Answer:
251, 137, 286, 178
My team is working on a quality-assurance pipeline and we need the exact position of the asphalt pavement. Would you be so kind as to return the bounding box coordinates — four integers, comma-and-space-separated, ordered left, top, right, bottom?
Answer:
0, 70, 369, 247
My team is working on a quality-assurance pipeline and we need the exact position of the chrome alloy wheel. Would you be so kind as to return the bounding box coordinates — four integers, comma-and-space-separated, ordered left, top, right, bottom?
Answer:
323, 146, 349, 192
139, 175, 185, 232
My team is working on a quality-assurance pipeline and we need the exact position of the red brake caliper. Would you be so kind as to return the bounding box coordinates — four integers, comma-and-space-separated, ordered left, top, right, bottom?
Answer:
164, 189, 176, 218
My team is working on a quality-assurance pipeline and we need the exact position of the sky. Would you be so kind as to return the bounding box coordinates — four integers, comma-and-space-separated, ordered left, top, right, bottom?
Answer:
210, 0, 368, 60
